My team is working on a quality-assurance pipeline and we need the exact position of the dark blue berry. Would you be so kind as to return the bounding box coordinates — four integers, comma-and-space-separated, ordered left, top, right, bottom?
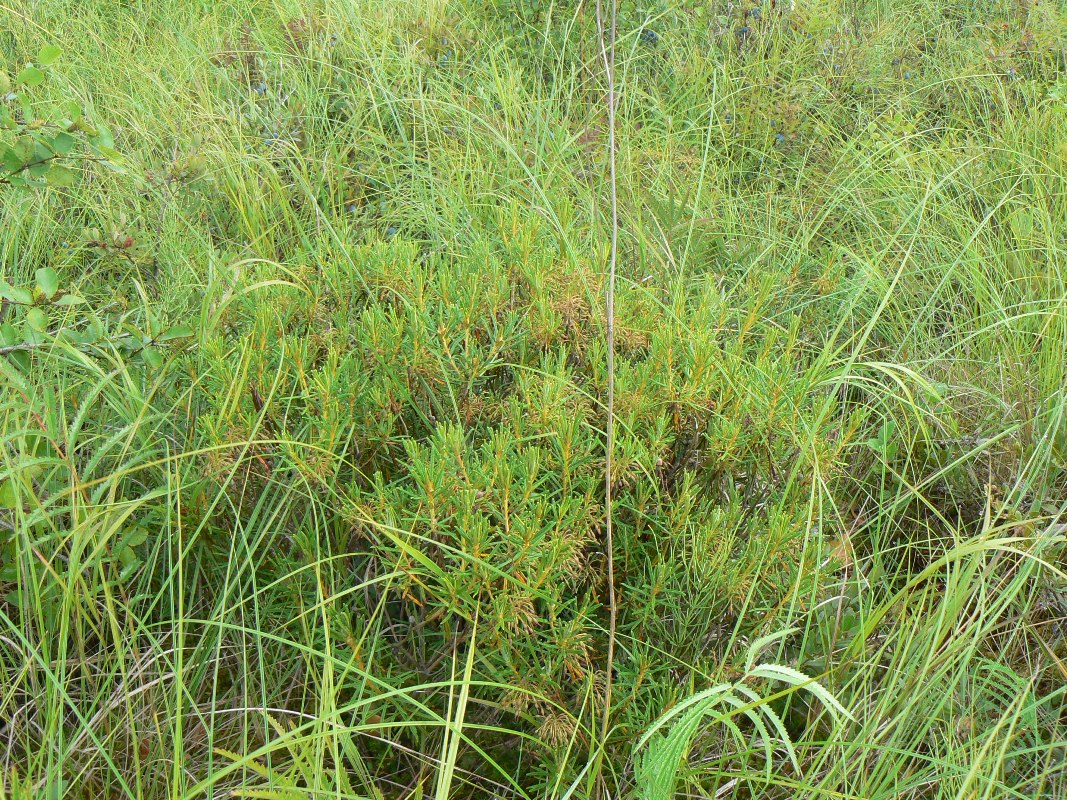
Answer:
775, 133, 786, 144
640, 28, 659, 46
751, 8, 761, 20
385, 226, 397, 237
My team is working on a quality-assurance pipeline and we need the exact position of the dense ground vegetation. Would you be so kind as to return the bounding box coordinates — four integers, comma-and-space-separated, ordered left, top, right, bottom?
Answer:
2, 0, 1067, 797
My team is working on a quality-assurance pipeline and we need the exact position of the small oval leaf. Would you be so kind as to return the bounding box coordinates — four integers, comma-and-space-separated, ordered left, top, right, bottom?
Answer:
45, 165, 75, 186
16, 65, 46, 88
0, 280, 33, 305
38, 45, 62, 67
26, 307, 49, 332
141, 346, 163, 369
52, 132, 76, 156
36, 268, 59, 299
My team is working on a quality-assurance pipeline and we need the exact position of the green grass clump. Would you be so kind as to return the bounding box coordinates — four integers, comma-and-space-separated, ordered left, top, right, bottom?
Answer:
2, 0, 1066, 797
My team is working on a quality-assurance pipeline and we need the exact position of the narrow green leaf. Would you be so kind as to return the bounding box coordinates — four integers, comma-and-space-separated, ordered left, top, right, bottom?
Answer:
157, 325, 194, 342
635, 684, 732, 750
733, 684, 799, 773
637, 692, 744, 800
744, 626, 797, 673
53, 294, 85, 306
434, 615, 478, 800
748, 664, 852, 721
719, 693, 778, 778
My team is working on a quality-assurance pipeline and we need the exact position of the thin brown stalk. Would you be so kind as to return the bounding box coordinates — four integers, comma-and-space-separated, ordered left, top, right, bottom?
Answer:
595, 0, 618, 789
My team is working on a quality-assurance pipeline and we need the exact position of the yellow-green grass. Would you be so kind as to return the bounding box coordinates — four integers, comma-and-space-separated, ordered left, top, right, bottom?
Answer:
1, 0, 1065, 797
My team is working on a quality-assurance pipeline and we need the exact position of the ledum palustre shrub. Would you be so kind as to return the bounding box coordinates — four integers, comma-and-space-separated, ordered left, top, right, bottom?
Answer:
188, 208, 863, 781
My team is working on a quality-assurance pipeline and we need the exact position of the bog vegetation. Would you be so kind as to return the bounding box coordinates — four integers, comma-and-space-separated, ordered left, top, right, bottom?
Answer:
1, 0, 1066, 797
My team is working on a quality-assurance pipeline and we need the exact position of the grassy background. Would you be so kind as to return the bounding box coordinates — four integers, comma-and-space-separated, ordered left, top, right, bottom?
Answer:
2, 0, 1066, 797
